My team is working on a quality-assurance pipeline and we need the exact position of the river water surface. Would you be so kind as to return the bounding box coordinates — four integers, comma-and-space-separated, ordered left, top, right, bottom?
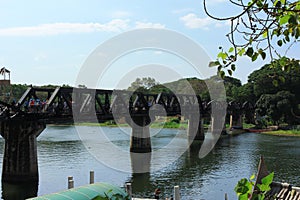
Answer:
0, 125, 300, 200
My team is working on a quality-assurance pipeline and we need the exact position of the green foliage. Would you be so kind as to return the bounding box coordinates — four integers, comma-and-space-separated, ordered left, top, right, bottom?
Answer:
204, 0, 300, 77
256, 91, 296, 124
127, 77, 158, 93
0, 84, 28, 102
92, 189, 130, 200
235, 177, 253, 200
247, 61, 300, 125
235, 173, 274, 200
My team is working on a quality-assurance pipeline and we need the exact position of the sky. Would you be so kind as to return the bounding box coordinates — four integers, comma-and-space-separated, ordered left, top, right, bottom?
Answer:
0, 0, 298, 89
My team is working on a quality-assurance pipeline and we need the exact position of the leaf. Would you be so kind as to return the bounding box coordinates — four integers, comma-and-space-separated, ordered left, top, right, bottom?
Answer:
238, 48, 245, 56
217, 52, 228, 60
251, 52, 259, 61
209, 61, 220, 67
277, 40, 283, 46
231, 64, 236, 71
262, 30, 268, 38
217, 65, 222, 71
228, 69, 233, 76
288, 15, 297, 25
261, 172, 274, 186
246, 47, 254, 57
279, 15, 290, 25
296, 1, 300, 10
238, 194, 249, 200
250, 174, 256, 180
285, 35, 290, 42
229, 47, 234, 53
273, 79, 279, 87
218, 70, 225, 79
257, 183, 270, 192
260, 51, 266, 60
274, 0, 281, 7
256, 0, 263, 7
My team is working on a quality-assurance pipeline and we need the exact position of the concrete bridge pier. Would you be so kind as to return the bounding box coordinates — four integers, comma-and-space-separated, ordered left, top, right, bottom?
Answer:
187, 118, 205, 141
128, 116, 151, 153
211, 115, 226, 135
0, 120, 45, 183
229, 114, 243, 128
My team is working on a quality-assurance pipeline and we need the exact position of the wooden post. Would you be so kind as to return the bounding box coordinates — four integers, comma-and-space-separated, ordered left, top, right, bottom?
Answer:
225, 193, 228, 200
68, 176, 74, 189
90, 171, 94, 184
174, 185, 180, 200
125, 183, 132, 198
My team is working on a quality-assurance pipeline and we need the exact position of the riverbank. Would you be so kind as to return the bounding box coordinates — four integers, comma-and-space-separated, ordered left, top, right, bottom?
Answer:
72, 121, 189, 129
260, 129, 300, 137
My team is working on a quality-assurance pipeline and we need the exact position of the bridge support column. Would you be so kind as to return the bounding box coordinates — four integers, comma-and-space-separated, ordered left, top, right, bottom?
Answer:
229, 114, 243, 128
129, 117, 151, 153
211, 115, 226, 135
0, 120, 45, 183
187, 118, 204, 141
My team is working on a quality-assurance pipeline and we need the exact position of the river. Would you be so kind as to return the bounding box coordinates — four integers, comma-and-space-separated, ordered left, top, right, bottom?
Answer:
0, 125, 300, 200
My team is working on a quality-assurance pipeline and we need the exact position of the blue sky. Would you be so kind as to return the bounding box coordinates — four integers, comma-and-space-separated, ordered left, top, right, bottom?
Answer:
0, 0, 298, 88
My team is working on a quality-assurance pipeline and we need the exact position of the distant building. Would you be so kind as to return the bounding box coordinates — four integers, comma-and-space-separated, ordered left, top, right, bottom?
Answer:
0, 67, 11, 85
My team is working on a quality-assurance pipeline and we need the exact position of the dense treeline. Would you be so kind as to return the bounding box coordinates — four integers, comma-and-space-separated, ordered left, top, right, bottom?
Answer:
128, 62, 300, 126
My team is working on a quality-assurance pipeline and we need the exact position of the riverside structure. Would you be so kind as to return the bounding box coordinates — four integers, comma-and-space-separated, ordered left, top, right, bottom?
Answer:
0, 86, 249, 184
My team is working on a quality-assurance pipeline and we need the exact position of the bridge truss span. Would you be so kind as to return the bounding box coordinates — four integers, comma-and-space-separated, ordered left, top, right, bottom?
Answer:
0, 86, 206, 124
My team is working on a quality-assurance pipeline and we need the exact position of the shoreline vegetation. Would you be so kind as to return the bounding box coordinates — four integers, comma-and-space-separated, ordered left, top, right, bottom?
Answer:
73, 121, 189, 129
260, 130, 300, 137
49, 120, 300, 137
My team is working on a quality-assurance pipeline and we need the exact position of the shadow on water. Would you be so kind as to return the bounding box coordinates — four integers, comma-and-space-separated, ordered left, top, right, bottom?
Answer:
2, 181, 38, 200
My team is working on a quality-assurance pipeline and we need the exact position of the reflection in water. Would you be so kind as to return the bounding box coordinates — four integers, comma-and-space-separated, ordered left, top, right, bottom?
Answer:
130, 173, 153, 199
0, 126, 299, 199
2, 181, 38, 200
130, 152, 151, 174
187, 140, 203, 159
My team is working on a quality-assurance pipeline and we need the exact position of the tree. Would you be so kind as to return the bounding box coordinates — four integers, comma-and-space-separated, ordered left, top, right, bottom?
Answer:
236, 83, 257, 104
255, 90, 297, 124
127, 77, 158, 93
223, 76, 242, 101
248, 61, 300, 98
205, 0, 300, 77
0, 84, 28, 102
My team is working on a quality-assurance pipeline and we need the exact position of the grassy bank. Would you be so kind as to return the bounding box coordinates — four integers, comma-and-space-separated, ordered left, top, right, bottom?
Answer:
261, 130, 300, 136
74, 121, 189, 129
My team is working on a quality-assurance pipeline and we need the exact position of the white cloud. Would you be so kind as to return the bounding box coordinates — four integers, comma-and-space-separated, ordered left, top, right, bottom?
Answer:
180, 13, 214, 30
180, 13, 229, 30
111, 11, 132, 18
0, 20, 130, 36
135, 22, 165, 29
